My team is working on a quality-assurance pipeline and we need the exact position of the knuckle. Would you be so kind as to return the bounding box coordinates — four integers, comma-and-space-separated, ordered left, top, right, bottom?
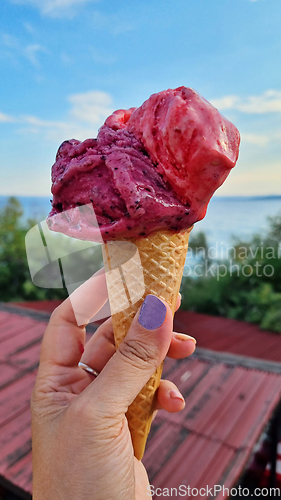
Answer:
30, 381, 45, 416
119, 338, 158, 370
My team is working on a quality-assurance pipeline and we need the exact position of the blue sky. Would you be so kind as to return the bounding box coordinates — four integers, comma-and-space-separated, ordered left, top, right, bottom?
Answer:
0, 0, 281, 197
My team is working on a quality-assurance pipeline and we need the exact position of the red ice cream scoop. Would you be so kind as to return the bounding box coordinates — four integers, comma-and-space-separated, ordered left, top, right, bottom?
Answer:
48, 87, 240, 241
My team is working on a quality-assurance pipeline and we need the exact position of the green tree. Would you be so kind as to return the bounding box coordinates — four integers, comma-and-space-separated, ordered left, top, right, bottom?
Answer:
181, 212, 281, 333
0, 197, 68, 302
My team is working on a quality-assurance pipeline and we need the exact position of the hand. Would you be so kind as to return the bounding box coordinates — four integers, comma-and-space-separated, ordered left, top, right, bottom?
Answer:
31, 271, 196, 500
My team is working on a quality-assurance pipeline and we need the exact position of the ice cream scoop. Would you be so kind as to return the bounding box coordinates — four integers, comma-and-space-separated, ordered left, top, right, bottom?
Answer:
48, 87, 240, 241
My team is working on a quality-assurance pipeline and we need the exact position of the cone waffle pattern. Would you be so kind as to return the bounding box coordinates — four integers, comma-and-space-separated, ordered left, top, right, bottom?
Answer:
102, 227, 192, 460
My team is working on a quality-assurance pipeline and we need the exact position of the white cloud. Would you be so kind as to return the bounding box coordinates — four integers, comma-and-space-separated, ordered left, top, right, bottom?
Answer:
60, 51, 73, 65
212, 90, 281, 114
16, 90, 114, 143
1, 33, 48, 67
11, 0, 99, 17
68, 91, 113, 125
218, 162, 281, 197
1, 90, 113, 143
241, 130, 281, 147
0, 112, 15, 123
23, 115, 67, 128
23, 22, 37, 35
241, 133, 271, 147
91, 10, 135, 35
24, 44, 48, 67
1, 33, 18, 49
90, 47, 117, 65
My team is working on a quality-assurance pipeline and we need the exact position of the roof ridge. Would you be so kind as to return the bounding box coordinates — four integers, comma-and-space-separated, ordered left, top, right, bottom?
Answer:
0, 302, 98, 333
193, 347, 281, 374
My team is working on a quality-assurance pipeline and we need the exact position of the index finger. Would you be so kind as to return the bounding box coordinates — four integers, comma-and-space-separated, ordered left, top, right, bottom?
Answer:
39, 268, 108, 371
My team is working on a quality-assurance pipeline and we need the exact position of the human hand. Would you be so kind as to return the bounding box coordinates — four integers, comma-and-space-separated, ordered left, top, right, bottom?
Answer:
31, 271, 196, 500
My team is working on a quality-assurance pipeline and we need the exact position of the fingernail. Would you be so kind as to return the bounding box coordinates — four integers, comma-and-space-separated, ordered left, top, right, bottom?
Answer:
174, 333, 196, 343
169, 390, 185, 402
138, 295, 167, 330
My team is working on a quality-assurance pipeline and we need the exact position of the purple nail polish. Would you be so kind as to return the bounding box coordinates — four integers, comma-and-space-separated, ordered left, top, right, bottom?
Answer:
138, 295, 167, 330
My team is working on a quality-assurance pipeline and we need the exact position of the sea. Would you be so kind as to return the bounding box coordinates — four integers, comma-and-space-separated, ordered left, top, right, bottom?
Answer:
1, 194, 281, 252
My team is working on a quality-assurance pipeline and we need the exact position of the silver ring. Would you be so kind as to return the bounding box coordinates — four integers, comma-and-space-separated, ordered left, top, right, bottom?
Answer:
78, 362, 100, 377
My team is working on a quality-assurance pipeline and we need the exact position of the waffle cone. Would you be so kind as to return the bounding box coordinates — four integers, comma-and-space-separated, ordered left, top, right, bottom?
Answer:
102, 226, 192, 459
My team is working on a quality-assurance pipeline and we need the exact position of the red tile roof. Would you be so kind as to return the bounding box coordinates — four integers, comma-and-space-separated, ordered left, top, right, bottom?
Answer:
144, 355, 281, 495
12, 300, 64, 314
174, 310, 281, 362
1, 303, 281, 498
13, 301, 281, 362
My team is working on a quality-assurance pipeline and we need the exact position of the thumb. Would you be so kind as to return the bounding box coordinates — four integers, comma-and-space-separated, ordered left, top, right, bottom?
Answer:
84, 295, 173, 416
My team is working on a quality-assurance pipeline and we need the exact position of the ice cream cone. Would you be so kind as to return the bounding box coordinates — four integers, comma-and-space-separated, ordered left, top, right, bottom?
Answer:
102, 226, 192, 460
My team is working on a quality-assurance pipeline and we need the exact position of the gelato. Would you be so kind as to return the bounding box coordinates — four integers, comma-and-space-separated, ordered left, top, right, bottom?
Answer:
48, 87, 240, 241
